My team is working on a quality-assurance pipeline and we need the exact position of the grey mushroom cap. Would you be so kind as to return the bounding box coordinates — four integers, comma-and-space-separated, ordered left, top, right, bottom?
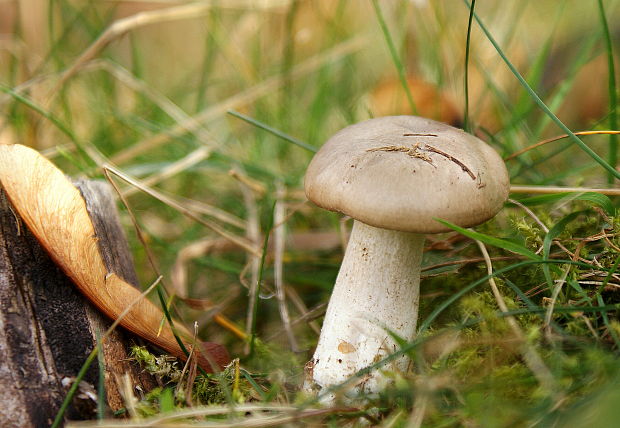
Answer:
304, 116, 510, 233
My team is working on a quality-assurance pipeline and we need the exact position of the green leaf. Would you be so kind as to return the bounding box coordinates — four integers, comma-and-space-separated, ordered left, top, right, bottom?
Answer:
434, 219, 541, 260
511, 192, 616, 216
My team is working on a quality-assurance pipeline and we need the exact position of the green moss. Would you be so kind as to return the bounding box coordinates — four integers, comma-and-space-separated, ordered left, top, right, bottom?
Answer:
130, 345, 182, 382
513, 217, 545, 250
245, 337, 303, 378
130, 346, 252, 408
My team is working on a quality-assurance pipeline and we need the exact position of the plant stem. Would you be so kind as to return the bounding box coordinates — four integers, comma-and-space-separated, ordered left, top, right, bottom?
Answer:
463, 0, 476, 132
597, 0, 618, 185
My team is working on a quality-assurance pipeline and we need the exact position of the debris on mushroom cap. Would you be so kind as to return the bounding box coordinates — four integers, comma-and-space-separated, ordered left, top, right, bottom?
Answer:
304, 116, 510, 233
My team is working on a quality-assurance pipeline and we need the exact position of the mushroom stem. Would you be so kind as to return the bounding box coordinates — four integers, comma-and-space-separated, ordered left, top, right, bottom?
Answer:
306, 220, 424, 397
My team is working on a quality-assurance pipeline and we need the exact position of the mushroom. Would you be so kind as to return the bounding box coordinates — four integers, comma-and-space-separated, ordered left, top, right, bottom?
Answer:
304, 116, 509, 397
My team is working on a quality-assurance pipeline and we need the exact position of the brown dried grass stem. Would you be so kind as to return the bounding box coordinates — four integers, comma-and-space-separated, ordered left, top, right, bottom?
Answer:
510, 185, 620, 196
103, 164, 259, 256
505, 130, 620, 161
54, 0, 291, 92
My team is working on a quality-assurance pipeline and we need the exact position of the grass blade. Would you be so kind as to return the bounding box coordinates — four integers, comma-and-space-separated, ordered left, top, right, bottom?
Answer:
96, 331, 106, 420
51, 349, 99, 428
510, 192, 616, 216
249, 201, 276, 357
227, 110, 317, 153
435, 218, 541, 260
462, 0, 620, 180
463, 0, 476, 132
0, 85, 97, 169
597, 0, 619, 184
371, 0, 417, 115
532, 34, 599, 140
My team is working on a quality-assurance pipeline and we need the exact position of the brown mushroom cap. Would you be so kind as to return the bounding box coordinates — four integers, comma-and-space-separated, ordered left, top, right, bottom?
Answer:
305, 116, 510, 233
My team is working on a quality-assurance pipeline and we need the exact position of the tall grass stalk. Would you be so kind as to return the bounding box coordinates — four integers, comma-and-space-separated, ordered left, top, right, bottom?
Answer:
463, 0, 476, 132
597, 0, 619, 184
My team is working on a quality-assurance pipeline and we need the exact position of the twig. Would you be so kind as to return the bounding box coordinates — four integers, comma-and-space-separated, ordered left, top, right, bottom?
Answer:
178, 322, 199, 406
118, 373, 140, 420
424, 144, 476, 180
229, 169, 267, 195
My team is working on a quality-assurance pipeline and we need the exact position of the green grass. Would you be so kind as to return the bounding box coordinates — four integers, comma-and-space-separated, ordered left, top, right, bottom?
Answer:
2, 1, 620, 426
598, 0, 619, 185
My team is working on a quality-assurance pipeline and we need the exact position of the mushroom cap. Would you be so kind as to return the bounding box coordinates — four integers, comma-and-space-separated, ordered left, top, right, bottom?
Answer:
304, 116, 509, 233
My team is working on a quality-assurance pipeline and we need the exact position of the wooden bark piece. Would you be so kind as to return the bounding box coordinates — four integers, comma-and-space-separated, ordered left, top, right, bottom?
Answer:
75, 180, 139, 288
75, 180, 157, 413
0, 181, 155, 428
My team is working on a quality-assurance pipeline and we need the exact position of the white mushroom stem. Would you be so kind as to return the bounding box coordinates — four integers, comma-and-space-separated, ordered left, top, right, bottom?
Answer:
306, 220, 424, 397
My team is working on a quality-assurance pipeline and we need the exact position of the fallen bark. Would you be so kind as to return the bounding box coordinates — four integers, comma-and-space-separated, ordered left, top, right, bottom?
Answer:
0, 180, 156, 427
